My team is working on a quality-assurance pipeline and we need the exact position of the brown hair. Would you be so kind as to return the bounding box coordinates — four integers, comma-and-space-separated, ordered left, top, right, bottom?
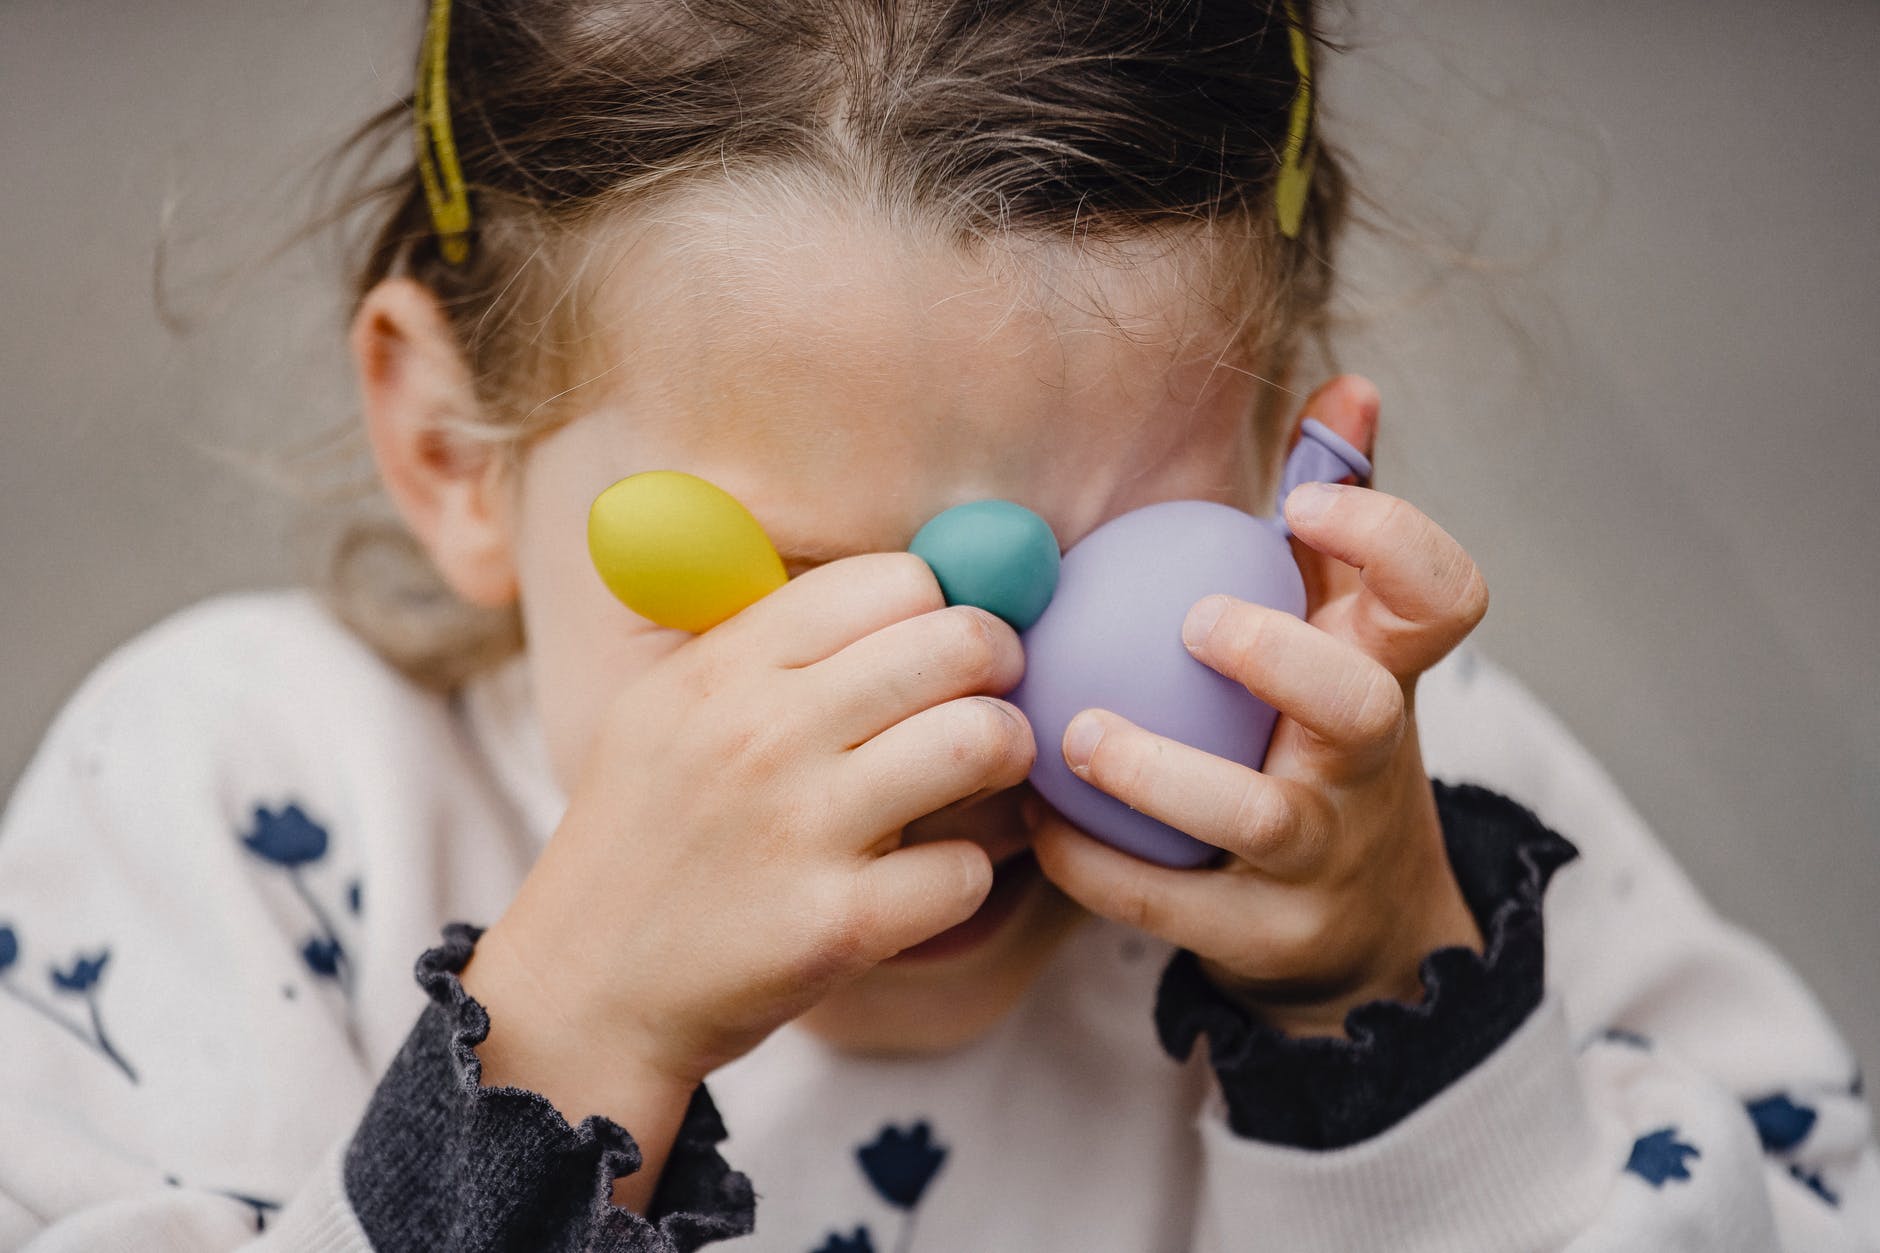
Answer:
325, 0, 1351, 688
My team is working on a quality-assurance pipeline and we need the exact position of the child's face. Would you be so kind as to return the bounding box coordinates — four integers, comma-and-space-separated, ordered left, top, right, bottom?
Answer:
505, 188, 1275, 1054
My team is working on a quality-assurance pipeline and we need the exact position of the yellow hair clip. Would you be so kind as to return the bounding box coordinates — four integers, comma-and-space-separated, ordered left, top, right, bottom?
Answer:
1274, 0, 1315, 240
414, 0, 470, 264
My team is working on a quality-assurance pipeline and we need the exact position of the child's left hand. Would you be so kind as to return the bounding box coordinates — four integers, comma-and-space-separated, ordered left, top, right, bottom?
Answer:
1025, 376, 1488, 1039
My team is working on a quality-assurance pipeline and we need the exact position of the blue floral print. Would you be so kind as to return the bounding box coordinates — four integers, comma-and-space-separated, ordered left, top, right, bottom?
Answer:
239, 803, 328, 865
806, 1122, 946, 1253
811, 1228, 876, 1253
1746, 1093, 1818, 1152
165, 1173, 281, 1232
0, 924, 137, 1083
857, 1122, 947, 1211
1625, 1127, 1700, 1187
1789, 1162, 1839, 1207
240, 803, 354, 993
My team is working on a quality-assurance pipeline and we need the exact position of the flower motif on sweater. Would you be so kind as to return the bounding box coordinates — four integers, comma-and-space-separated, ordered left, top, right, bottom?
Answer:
1746, 1093, 1817, 1152
810, 1121, 950, 1253
857, 1121, 947, 1211
239, 802, 355, 994
811, 1228, 876, 1253
1625, 1127, 1701, 1187
0, 923, 137, 1083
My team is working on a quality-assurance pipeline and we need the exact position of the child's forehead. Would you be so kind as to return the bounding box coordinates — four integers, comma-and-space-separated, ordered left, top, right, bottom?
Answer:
538, 179, 1267, 550
583, 177, 1250, 384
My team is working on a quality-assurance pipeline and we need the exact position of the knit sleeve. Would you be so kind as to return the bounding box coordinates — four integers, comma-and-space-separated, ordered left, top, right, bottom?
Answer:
0, 599, 415, 1249
1169, 653, 1880, 1251
342, 924, 755, 1253
0, 596, 758, 1251
1153, 779, 1576, 1148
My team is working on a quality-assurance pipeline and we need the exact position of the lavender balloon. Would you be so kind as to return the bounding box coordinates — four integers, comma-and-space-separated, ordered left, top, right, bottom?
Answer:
1008, 419, 1370, 868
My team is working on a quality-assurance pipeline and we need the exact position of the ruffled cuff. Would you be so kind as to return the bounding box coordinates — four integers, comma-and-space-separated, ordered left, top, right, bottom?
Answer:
342, 923, 755, 1252
1153, 779, 1579, 1149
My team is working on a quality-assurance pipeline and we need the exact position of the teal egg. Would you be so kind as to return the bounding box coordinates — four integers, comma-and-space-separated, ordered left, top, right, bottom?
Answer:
909, 500, 1060, 631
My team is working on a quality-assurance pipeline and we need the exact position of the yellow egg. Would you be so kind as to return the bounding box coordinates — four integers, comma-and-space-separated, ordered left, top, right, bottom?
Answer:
587, 471, 787, 633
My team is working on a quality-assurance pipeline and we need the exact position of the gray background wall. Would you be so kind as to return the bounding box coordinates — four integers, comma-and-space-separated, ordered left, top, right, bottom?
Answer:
4, 0, 1876, 1086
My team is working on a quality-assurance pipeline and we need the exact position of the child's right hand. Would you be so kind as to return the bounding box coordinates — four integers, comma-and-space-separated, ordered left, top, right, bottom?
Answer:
459, 552, 1032, 1118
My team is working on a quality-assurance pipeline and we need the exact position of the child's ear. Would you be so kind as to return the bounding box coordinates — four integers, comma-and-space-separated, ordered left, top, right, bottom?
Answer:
351, 277, 519, 609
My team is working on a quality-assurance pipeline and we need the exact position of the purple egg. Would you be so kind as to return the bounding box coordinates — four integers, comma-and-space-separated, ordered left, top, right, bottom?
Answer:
1009, 501, 1305, 868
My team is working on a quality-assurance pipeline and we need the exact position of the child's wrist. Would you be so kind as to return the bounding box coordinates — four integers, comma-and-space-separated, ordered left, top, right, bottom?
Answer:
1200, 874, 1484, 1040
459, 922, 709, 1215
459, 920, 705, 1121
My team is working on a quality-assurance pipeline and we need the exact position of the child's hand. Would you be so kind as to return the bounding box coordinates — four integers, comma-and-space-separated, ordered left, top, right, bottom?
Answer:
1026, 378, 1488, 1038
462, 552, 1031, 1105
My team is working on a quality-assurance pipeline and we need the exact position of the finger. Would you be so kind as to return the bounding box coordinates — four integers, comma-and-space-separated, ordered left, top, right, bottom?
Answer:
843, 696, 1036, 838
848, 839, 995, 959
805, 604, 1024, 747
712, 551, 947, 669
1058, 708, 1335, 878
1281, 483, 1489, 677
1026, 804, 1323, 973
1180, 595, 1406, 767
1286, 375, 1379, 612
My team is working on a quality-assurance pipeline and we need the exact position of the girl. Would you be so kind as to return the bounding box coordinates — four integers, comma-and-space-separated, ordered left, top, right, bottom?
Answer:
1, 1, 1873, 1249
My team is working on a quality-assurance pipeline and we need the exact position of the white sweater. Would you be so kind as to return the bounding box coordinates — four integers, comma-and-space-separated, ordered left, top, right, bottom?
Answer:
0, 589, 1873, 1251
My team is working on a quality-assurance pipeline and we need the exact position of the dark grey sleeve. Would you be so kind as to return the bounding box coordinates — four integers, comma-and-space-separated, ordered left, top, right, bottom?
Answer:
342, 923, 756, 1252
1154, 779, 1580, 1149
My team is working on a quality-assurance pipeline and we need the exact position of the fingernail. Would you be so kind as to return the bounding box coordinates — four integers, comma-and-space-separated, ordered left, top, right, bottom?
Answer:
1183, 595, 1228, 650
1287, 481, 1342, 525
1063, 712, 1104, 774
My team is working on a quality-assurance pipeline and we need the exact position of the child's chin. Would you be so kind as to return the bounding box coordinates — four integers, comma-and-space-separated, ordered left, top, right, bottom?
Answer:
793, 874, 1089, 1056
